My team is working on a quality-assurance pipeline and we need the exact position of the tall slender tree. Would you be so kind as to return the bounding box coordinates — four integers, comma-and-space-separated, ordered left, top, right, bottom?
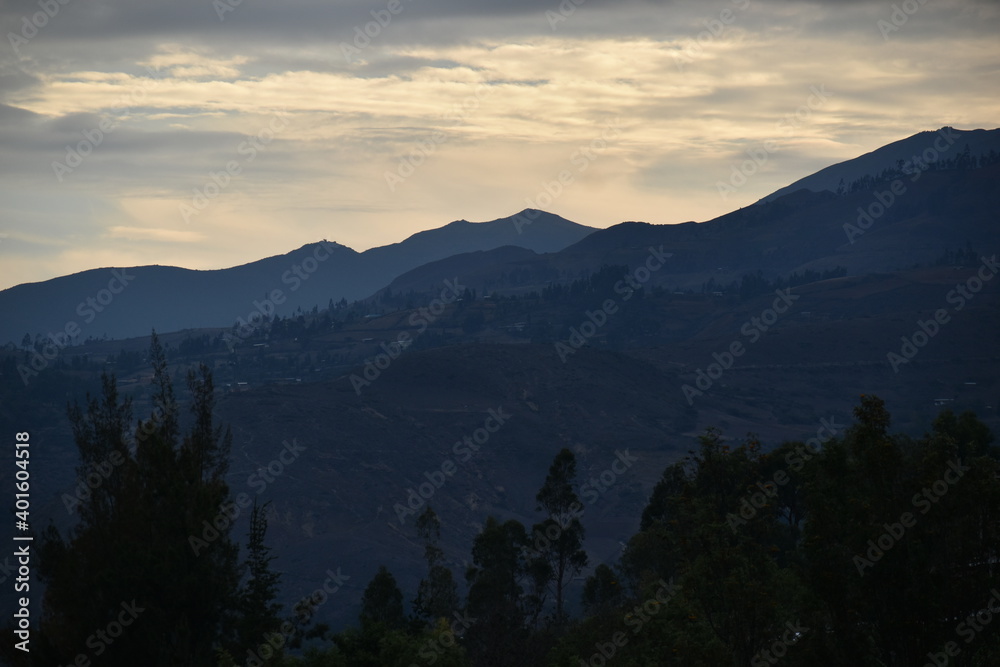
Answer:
231, 500, 283, 663
530, 448, 588, 625
413, 507, 459, 623
466, 516, 539, 667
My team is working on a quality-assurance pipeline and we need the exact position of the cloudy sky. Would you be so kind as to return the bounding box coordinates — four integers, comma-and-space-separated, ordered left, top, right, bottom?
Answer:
0, 0, 997, 290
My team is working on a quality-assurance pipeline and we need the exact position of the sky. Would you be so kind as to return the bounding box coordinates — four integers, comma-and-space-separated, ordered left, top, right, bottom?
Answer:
0, 0, 998, 291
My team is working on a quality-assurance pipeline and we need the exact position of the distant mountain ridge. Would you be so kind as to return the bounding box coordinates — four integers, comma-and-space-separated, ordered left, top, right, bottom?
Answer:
4, 127, 999, 346
375, 129, 1000, 302
761, 126, 1000, 202
381, 160, 1000, 299
0, 210, 596, 345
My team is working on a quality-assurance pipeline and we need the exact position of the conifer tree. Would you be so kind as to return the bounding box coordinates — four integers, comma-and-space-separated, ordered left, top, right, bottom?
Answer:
360, 565, 406, 630
232, 500, 283, 663
35, 333, 242, 666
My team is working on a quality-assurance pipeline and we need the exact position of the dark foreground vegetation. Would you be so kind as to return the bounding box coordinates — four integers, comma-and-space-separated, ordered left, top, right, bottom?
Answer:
4, 336, 999, 667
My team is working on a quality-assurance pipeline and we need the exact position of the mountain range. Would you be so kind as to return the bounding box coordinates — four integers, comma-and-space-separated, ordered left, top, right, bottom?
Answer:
0, 210, 594, 345
2, 125, 999, 633
2, 127, 998, 346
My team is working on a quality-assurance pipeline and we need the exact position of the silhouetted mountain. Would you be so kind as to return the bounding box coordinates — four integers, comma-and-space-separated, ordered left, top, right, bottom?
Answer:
0, 210, 595, 345
379, 161, 1000, 299
762, 126, 1000, 201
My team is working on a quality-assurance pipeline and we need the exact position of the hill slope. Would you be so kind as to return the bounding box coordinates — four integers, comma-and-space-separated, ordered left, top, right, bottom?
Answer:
762, 126, 1000, 201
6, 262, 999, 631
